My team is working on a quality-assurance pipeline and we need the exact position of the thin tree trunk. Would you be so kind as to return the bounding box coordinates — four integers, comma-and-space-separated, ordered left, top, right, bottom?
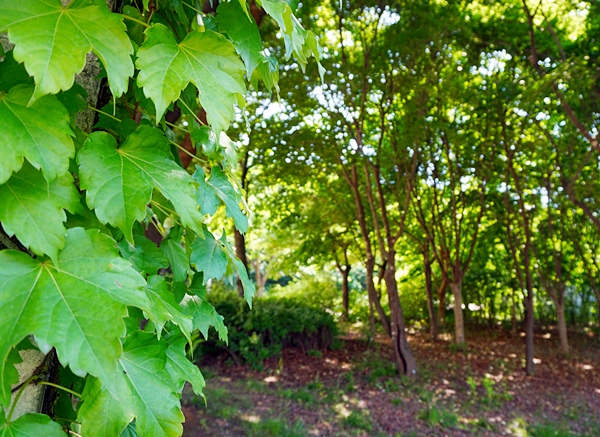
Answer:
234, 228, 249, 297
555, 296, 569, 354
384, 256, 417, 377
366, 258, 391, 337
424, 246, 438, 341
341, 266, 350, 320
524, 293, 535, 375
451, 279, 465, 346
437, 278, 447, 326
511, 288, 517, 337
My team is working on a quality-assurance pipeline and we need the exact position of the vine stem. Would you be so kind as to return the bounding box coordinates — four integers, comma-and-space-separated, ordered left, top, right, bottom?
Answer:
121, 14, 151, 28
37, 381, 82, 399
87, 106, 120, 122
7, 375, 38, 422
182, 1, 203, 14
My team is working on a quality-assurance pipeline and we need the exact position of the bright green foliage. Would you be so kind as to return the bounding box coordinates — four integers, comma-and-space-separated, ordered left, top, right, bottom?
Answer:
136, 24, 245, 133
0, 411, 66, 437
0, 0, 321, 433
0, 85, 73, 184
190, 230, 229, 283
217, 0, 265, 79
78, 332, 185, 437
194, 166, 248, 233
78, 126, 205, 241
0, 0, 134, 100
0, 228, 146, 399
0, 162, 78, 260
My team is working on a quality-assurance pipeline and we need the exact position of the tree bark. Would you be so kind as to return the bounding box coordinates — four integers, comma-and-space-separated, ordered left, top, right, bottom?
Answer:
384, 255, 417, 377
235, 228, 249, 298
555, 296, 569, 354
450, 279, 465, 346
524, 292, 535, 375
437, 278, 447, 326
341, 265, 350, 320
424, 245, 438, 341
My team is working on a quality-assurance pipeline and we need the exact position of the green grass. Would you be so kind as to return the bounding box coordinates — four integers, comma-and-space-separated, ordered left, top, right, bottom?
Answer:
244, 418, 306, 437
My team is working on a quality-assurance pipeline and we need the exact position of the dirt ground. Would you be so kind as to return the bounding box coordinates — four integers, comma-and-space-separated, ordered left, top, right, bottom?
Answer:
181, 326, 600, 436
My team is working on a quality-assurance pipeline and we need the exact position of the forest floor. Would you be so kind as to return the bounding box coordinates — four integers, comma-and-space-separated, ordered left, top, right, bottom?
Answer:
181, 325, 600, 436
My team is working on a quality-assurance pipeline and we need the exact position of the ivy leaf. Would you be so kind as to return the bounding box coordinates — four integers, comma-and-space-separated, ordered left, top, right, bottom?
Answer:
0, 0, 134, 101
144, 275, 193, 340
165, 337, 205, 395
193, 166, 248, 233
0, 411, 66, 437
217, 0, 264, 79
260, 0, 323, 76
79, 332, 184, 437
0, 85, 74, 184
184, 297, 228, 342
221, 233, 255, 306
190, 231, 228, 283
0, 349, 21, 407
118, 235, 169, 277
0, 228, 146, 401
160, 227, 192, 282
136, 24, 245, 133
77, 126, 205, 242
0, 162, 79, 261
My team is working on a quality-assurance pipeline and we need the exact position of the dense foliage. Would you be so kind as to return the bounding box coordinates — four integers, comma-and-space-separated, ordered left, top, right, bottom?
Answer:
199, 291, 337, 369
0, 0, 321, 436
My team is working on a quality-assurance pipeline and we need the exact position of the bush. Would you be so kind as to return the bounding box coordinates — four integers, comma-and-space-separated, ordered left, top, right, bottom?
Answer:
197, 290, 338, 369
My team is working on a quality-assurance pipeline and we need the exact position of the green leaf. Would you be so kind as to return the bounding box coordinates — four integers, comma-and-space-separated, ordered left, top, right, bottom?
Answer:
136, 24, 245, 133
165, 337, 205, 395
77, 126, 205, 242
0, 162, 79, 261
260, 0, 323, 75
0, 0, 134, 100
184, 297, 228, 342
217, 0, 264, 78
221, 233, 255, 306
0, 349, 21, 407
79, 332, 184, 437
190, 231, 228, 283
144, 275, 193, 340
0, 411, 66, 437
0, 51, 33, 92
160, 227, 193, 282
0, 85, 74, 184
0, 228, 146, 401
193, 165, 248, 233
119, 235, 169, 276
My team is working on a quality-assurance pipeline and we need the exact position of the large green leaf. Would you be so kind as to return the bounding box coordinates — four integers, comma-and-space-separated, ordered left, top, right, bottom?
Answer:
118, 235, 169, 277
144, 275, 192, 340
221, 233, 255, 306
0, 0, 134, 100
0, 162, 79, 261
136, 24, 245, 133
184, 297, 228, 342
0, 349, 21, 407
0, 411, 66, 437
0, 85, 73, 184
79, 332, 184, 437
260, 0, 323, 77
216, 0, 264, 79
77, 126, 205, 242
190, 231, 228, 283
159, 227, 193, 282
165, 337, 205, 395
0, 228, 146, 401
194, 166, 248, 233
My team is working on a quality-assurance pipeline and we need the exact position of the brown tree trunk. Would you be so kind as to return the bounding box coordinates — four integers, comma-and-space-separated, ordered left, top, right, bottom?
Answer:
366, 258, 391, 337
341, 265, 351, 320
235, 228, 248, 298
511, 288, 517, 337
450, 279, 465, 346
437, 278, 447, 326
555, 295, 569, 354
524, 293, 535, 375
424, 246, 438, 341
384, 256, 417, 377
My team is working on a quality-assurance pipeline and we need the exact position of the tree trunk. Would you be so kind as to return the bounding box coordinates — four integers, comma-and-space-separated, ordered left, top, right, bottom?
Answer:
511, 288, 517, 337
450, 279, 465, 346
234, 228, 248, 298
383, 257, 417, 377
437, 278, 447, 326
524, 293, 535, 375
555, 296, 569, 354
341, 265, 350, 320
366, 258, 391, 337
424, 247, 438, 341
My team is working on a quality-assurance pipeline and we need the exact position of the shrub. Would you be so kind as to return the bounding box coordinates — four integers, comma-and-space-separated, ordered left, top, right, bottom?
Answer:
197, 290, 337, 368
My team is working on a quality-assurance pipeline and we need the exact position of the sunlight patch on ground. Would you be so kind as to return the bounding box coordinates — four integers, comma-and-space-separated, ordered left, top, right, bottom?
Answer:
242, 414, 260, 423
263, 376, 278, 383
